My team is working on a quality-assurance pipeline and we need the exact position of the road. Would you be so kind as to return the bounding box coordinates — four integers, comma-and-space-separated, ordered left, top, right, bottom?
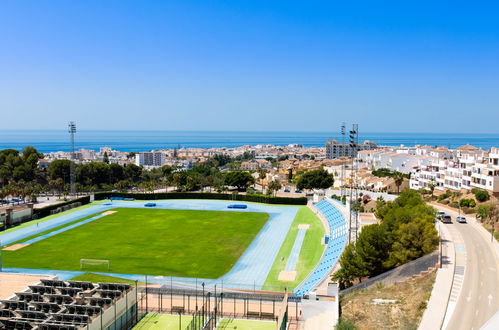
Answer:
435, 206, 499, 330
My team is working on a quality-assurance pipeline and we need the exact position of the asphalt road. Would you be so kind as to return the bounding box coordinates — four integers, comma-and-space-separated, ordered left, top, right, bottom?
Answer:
436, 206, 499, 330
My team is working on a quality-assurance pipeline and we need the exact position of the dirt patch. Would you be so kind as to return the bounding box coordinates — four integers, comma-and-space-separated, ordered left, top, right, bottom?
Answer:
3, 243, 29, 251
340, 270, 436, 329
102, 210, 117, 216
298, 224, 310, 230
278, 270, 297, 281
0, 273, 52, 299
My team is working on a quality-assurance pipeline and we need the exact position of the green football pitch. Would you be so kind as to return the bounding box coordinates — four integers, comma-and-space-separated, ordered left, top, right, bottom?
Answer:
2, 208, 269, 278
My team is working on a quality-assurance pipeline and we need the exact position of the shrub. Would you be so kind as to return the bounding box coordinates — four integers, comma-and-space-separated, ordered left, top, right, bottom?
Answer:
459, 198, 476, 208
473, 189, 490, 202
449, 202, 459, 208
336, 318, 357, 330
462, 207, 475, 214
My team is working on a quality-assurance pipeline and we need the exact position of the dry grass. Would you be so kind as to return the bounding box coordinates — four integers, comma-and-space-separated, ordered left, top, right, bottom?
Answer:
340, 271, 436, 330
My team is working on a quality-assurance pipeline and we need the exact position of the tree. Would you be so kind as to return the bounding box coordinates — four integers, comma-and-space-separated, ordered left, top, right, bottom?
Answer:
392, 171, 405, 194
123, 164, 142, 182
47, 159, 71, 183
332, 244, 368, 287
224, 171, 255, 191
487, 204, 499, 242
257, 168, 267, 192
355, 224, 390, 276
386, 217, 439, 267
476, 204, 491, 222
103, 152, 109, 164
267, 180, 282, 197
296, 168, 334, 190
427, 178, 436, 198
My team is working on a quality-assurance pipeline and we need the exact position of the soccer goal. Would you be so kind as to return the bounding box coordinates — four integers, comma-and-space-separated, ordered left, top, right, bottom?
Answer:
80, 259, 111, 270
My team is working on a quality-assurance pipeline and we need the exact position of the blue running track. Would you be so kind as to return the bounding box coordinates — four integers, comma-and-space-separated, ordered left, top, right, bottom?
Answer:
1, 199, 298, 291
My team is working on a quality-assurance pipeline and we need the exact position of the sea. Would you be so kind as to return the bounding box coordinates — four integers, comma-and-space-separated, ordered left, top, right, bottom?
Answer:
0, 130, 498, 153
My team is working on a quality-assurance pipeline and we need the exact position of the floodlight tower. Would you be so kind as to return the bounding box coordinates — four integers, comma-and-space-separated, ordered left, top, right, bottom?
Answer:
348, 124, 359, 243
68, 121, 76, 197
340, 123, 346, 198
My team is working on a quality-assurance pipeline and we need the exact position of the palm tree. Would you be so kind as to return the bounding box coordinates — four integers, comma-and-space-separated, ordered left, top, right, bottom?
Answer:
393, 172, 405, 194
258, 168, 267, 193
428, 178, 437, 198
267, 180, 282, 197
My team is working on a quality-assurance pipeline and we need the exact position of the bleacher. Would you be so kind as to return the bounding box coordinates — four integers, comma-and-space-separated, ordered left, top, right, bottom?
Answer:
0, 279, 132, 329
294, 198, 347, 297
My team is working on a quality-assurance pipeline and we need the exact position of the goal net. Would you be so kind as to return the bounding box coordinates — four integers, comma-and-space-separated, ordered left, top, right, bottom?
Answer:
80, 259, 110, 270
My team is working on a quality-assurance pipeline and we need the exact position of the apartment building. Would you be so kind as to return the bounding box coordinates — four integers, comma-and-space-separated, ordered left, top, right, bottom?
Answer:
410, 146, 499, 194
135, 152, 166, 167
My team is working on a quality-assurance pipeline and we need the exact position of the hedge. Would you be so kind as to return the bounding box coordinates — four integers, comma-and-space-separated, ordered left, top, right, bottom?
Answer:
33, 196, 91, 218
93, 191, 308, 205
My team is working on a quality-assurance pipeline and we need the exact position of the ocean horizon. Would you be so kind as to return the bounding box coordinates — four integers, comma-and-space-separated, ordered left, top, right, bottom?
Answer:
0, 130, 498, 153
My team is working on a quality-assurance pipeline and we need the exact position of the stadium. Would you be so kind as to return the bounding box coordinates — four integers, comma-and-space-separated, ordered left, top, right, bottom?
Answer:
0, 196, 348, 329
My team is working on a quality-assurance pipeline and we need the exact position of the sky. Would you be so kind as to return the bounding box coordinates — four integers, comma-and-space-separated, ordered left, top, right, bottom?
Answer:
0, 0, 498, 133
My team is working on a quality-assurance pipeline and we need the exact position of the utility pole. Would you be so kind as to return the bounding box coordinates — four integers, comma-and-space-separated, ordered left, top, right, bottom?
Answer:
68, 122, 76, 197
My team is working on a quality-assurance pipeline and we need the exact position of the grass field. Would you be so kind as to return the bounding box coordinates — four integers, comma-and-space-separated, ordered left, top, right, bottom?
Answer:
218, 318, 276, 329
133, 313, 193, 329
3, 208, 268, 278
71, 273, 145, 285
262, 206, 325, 290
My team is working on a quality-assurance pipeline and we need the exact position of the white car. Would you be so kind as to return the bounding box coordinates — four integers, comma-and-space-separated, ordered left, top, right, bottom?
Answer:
456, 216, 467, 223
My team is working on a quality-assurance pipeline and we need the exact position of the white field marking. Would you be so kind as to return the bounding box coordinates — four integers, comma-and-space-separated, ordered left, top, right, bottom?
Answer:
488, 294, 493, 306
481, 281, 483, 287
466, 294, 472, 302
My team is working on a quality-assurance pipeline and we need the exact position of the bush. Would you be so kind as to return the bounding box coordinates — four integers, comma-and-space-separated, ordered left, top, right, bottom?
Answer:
94, 191, 307, 205
462, 207, 475, 214
473, 189, 490, 202
449, 202, 459, 208
459, 198, 476, 208
336, 318, 357, 330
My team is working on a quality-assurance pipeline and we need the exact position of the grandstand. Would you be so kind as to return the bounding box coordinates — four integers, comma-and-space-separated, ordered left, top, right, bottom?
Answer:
294, 198, 347, 296
0, 279, 137, 329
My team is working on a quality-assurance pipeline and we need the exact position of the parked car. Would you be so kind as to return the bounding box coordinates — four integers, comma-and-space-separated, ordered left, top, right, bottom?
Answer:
456, 216, 467, 223
441, 215, 452, 223
284, 189, 290, 193
295, 190, 302, 193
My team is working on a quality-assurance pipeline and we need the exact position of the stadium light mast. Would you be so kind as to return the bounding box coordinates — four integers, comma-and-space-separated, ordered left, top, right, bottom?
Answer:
68, 121, 76, 197
348, 124, 359, 243
340, 123, 346, 198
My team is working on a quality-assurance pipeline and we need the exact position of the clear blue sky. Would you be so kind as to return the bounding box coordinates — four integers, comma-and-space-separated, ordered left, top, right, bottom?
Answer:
1, 0, 498, 133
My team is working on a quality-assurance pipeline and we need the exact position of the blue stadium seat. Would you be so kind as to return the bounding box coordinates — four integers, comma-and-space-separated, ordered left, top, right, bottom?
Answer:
294, 198, 347, 297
